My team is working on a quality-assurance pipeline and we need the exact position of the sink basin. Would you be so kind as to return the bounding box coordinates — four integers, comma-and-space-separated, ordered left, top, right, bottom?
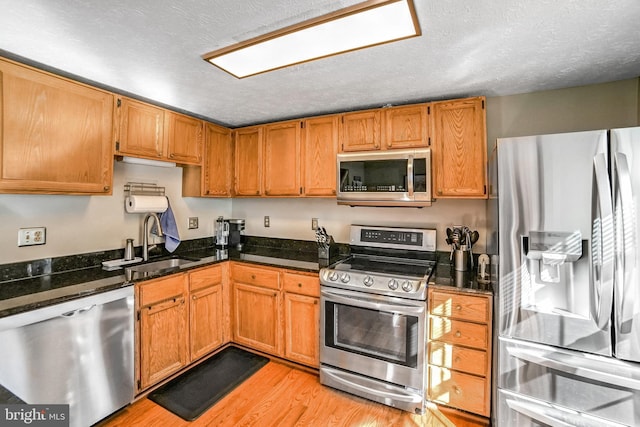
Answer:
125, 257, 200, 280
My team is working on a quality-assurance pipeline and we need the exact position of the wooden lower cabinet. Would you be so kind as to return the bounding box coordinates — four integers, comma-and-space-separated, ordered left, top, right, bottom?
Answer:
231, 263, 320, 367
427, 288, 492, 418
137, 274, 189, 390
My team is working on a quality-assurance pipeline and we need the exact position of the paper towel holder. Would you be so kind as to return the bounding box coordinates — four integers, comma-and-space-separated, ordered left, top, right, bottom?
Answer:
124, 182, 165, 197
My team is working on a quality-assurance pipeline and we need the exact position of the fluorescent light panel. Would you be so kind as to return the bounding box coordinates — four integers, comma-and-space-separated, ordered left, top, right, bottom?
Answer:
203, 0, 420, 78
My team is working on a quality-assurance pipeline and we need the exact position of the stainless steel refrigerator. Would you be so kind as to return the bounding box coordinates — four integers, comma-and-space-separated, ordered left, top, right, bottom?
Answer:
496, 127, 640, 426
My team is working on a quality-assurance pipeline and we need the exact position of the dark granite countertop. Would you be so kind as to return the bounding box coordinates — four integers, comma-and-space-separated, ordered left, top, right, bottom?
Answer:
430, 255, 494, 295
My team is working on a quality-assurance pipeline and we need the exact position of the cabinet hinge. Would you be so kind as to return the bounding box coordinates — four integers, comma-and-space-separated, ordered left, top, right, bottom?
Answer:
428, 137, 431, 146
484, 185, 487, 194
137, 379, 141, 389
117, 98, 121, 108
115, 141, 120, 151
427, 106, 430, 115
300, 121, 305, 129
482, 100, 485, 109
300, 187, 303, 194
136, 310, 140, 321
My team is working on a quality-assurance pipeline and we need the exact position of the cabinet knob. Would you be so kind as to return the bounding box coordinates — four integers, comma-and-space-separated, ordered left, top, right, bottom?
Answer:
103, 186, 110, 191
169, 153, 174, 158
453, 386, 462, 395
455, 304, 462, 311
437, 190, 443, 195
251, 274, 256, 280
255, 191, 259, 195
455, 330, 461, 338
454, 357, 461, 364
298, 283, 302, 288
192, 295, 197, 300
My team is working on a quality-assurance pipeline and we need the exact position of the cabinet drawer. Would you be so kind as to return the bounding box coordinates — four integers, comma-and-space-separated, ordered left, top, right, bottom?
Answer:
428, 341, 487, 377
429, 317, 488, 350
189, 264, 223, 292
232, 263, 280, 290
139, 274, 187, 307
429, 366, 488, 416
283, 272, 319, 297
429, 290, 489, 323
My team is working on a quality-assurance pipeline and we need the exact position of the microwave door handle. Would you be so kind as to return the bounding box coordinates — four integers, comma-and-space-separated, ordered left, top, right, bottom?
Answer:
613, 152, 637, 332
321, 289, 425, 315
591, 153, 614, 329
407, 155, 414, 196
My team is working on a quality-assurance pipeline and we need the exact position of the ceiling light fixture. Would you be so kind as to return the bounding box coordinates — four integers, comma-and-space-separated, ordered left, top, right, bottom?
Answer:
202, 0, 420, 79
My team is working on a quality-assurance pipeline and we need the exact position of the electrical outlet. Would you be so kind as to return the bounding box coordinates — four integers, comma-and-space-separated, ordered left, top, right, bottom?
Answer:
18, 227, 46, 246
311, 218, 318, 230
188, 217, 199, 229
264, 216, 270, 227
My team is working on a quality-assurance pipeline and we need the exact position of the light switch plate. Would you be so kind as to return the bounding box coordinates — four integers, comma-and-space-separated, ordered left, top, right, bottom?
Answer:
311, 218, 318, 230
18, 227, 46, 246
188, 217, 199, 229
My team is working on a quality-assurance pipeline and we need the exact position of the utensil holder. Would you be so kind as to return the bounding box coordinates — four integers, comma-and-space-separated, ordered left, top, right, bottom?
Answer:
454, 249, 470, 271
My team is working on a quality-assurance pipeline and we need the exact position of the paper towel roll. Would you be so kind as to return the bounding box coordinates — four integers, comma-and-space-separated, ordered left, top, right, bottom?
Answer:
125, 195, 168, 213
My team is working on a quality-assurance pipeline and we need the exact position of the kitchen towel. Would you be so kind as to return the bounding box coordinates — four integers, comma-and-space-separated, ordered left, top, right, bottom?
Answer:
125, 195, 168, 213
159, 200, 180, 252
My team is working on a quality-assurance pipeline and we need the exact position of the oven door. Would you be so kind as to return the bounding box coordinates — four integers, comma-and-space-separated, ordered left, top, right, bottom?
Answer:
320, 286, 426, 389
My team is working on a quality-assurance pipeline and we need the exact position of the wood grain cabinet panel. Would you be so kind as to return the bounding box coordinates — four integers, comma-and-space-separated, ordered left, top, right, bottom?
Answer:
117, 97, 165, 159
284, 292, 319, 367
427, 288, 492, 418
189, 265, 225, 361
302, 115, 338, 196
165, 111, 203, 164
137, 274, 189, 391
182, 122, 233, 197
234, 126, 263, 196
0, 58, 114, 194
264, 120, 301, 196
384, 104, 430, 149
431, 96, 487, 198
340, 110, 381, 152
233, 282, 281, 355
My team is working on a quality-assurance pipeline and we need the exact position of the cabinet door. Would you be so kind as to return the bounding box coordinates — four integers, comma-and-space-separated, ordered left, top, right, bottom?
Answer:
264, 121, 301, 196
303, 116, 338, 196
165, 111, 203, 165
385, 104, 429, 149
234, 126, 262, 196
432, 97, 487, 198
340, 110, 381, 152
190, 284, 224, 361
284, 292, 319, 367
139, 295, 188, 389
0, 59, 114, 194
233, 282, 280, 355
117, 97, 165, 159
203, 123, 233, 196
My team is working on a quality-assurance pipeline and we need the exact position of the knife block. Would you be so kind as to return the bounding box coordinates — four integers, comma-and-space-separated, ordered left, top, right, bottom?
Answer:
318, 244, 337, 260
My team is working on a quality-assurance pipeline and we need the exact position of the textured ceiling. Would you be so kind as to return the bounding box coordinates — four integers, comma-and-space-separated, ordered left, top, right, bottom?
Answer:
1, 0, 640, 127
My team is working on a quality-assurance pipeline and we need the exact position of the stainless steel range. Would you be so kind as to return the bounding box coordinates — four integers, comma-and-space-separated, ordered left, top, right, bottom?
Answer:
319, 225, 436, 414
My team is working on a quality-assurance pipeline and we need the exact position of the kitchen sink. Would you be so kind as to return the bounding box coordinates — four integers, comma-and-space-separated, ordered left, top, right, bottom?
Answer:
125, 256, 200, 280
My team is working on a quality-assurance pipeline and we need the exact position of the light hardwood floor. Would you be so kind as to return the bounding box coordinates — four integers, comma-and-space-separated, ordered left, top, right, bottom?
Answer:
99, 361, 487, 427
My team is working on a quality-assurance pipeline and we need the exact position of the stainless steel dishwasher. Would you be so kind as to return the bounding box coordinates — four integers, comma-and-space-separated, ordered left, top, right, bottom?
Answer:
0, 286, 134, 427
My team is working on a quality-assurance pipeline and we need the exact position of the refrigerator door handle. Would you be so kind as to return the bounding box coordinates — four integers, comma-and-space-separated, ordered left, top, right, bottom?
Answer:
613, 152, 636, 281
505, 395, 627, 427
591, 153, 614, 328
507, 344, 640, 391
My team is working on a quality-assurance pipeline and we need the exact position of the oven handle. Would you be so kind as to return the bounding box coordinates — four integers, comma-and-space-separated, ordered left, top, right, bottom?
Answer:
321, 289, 425, 315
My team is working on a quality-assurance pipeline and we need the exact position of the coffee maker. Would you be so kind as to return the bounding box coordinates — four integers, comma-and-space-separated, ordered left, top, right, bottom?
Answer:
215, 217, 245, 250
228, 219, 245, 251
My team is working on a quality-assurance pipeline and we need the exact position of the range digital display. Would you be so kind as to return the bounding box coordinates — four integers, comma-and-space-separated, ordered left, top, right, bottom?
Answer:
360, 229, 423, 247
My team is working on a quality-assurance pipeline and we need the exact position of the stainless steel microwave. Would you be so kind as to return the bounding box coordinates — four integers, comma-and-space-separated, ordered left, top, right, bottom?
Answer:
336, 148, 432, 207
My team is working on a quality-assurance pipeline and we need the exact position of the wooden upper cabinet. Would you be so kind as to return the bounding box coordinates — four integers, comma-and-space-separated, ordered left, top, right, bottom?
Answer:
117, 97, 164, 159
384, 104, 430, 149
340, 110, 382, 152
431, 96, 487, 198
116, 97, 203, 165
203, 123, 233, 196
302, 115, 338, 196
264, 121, 301, 196
0, 58, 114, 195
234, 126, 263, 196
165, 111, 203, 164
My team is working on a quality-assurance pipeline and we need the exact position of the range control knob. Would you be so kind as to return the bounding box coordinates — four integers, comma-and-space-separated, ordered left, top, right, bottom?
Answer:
401, 281, 413, 292
388, 279, 399, 290
328, 271, 339, 281
363, 276, 374, 287
340, 273, 351, 283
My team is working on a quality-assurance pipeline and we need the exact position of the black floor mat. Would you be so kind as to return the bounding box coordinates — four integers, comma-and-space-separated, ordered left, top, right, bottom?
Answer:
148, 346, 269, 421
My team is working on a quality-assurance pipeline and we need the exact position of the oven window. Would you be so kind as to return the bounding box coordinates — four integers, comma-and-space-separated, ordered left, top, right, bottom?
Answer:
325, 302, 418, 367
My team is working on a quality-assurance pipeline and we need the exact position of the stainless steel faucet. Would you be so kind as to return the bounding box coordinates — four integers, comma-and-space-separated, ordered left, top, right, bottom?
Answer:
142, 213, 163, 261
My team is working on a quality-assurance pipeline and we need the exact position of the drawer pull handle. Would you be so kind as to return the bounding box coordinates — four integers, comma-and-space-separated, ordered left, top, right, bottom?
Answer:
455, 331, 461, 338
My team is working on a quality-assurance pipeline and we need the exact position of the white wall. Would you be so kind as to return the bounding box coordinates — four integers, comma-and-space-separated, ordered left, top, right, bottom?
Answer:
231, 197, 488, 253
0, 161, 232, 263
